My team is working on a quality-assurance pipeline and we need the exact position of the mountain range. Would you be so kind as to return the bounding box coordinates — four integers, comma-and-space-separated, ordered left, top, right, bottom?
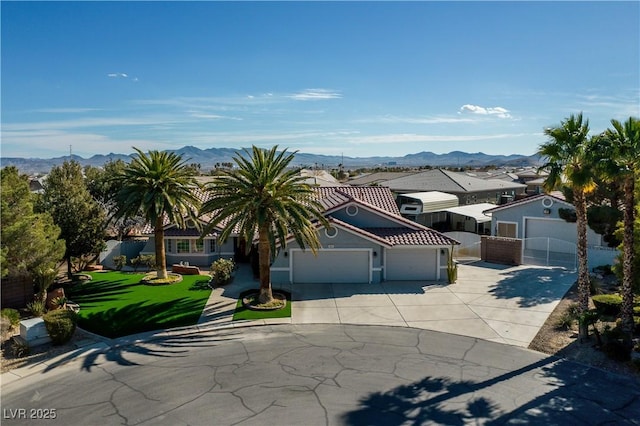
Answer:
1, 146, 542, 174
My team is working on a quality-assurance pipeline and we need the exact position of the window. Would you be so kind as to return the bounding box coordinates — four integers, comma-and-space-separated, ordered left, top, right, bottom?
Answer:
209, 239, 216, 253
177, 239, 190, 253
497, 222, 517, 238
192, 239, 204, 253
166, 239, 172, 253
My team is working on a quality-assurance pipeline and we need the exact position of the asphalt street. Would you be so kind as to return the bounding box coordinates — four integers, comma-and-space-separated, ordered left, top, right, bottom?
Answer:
2, 324, 639, 425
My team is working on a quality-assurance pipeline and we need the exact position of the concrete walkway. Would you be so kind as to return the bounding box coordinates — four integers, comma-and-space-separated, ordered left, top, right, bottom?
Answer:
199, 261, 576, 347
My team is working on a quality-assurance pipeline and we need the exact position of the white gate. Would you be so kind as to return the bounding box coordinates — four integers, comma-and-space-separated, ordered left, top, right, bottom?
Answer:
522, 237, 576, 269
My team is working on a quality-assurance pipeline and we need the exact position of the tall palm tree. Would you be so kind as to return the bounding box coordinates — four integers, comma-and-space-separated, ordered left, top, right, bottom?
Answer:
538, 113, 596, 315
599, 117, 640, 338
113, 148, 201, 279
200, 145, 330, 303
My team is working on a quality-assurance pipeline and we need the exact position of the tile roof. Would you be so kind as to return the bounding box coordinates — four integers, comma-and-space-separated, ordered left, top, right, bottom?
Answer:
286, 217, 458, 248
315, 186, 401, 215
363, 227, 459, 246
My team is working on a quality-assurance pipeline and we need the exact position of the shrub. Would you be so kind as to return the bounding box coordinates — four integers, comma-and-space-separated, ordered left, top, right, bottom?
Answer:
50, 296, 68, 310
27, 299, 47, 317
210, 258, 235, 285
43, 309, 78, 345
140, 254, 156, 270
1, 308, 21, 329
113, 255, 127, 271
555, 303, 580, 330
592, 294, 623, 316
131, 254, 156, 271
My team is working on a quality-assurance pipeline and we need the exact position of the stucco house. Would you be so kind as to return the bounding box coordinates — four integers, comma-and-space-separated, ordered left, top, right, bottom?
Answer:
140, 186, 459, 283
483, 193, 603, 266
379, 168, 527, 205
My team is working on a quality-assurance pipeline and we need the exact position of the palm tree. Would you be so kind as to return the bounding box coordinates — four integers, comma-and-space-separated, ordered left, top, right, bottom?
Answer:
538, 113, 596, 315
200, 145, 330, 303
599, 117, 640, 338
113, 148, 201, 279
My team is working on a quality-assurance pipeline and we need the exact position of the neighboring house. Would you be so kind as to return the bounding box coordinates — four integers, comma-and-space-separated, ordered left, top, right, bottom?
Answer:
140, 186, 459, 283
348, 172, 415, 186
483, 194, 603, 263
271, 187, 459, 284
379, 169, 527, 205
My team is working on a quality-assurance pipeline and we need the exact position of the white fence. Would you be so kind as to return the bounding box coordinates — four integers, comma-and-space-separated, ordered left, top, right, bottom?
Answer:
444, 231, 481, 263
521, 237, 619, 270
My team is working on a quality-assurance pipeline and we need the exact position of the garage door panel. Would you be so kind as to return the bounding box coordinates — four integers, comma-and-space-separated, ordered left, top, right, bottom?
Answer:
525, 219, 576, 253
292, 250, 369, 283
386, 250, 437, 281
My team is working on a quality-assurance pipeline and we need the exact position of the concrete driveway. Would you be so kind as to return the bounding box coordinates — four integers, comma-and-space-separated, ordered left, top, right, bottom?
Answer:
200, 262, 576, 347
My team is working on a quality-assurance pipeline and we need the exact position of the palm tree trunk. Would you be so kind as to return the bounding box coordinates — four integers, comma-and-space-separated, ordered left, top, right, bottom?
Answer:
258, 225, 274, 304
620, 175, 635, 339
155, 217, 168, 279
574, 189, 591, 314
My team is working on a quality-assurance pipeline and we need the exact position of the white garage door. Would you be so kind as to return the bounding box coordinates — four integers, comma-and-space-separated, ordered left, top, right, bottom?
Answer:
525, 218, 576, 253
385, 249, 437, 281
292, 250, 370, 283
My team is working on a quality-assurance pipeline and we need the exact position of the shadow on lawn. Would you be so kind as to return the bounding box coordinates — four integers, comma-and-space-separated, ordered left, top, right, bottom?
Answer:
77, 298, 206, 339
68, 278, 139, 305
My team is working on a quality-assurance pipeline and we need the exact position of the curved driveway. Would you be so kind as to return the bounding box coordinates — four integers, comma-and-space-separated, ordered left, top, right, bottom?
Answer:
2, 324, 639, 425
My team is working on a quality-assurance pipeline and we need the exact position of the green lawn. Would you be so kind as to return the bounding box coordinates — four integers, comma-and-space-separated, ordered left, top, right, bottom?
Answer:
232, 289, 291, 321
68, 271, 212, 338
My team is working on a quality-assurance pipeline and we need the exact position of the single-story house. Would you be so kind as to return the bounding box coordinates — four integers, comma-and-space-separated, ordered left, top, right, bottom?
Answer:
483, 194, 603, 264
139, 186, 459, 283
379, 169, 527, 205
271, 187, 459, 284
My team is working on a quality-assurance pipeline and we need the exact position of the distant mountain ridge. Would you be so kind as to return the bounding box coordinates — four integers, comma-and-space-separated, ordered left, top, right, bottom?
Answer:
1, 146, 542, 174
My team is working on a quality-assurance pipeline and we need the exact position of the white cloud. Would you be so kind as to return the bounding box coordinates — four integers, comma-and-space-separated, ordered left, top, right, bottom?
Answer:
288, 89, 342, 101
107, 73, 128, 78
459, 104, 512, 119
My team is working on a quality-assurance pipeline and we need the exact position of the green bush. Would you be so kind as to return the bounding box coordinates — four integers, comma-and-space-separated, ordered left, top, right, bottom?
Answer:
27, 299, 47, 317
113, 255, 127, 271
0, 308, 21, 328
592, 294, 623, 316
210, 258, 235, 285
43, 309, 78, 345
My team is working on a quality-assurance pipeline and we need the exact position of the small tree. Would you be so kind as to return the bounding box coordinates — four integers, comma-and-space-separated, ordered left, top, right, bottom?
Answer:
1, 167, 65, 281
37, 161, 106, 277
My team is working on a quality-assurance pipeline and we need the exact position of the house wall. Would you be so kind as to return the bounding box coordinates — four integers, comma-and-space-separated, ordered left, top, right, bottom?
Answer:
490, 199, 602, 245
270, 225, 384, 284
330, 205, 403, 228
142, 236, 234, 268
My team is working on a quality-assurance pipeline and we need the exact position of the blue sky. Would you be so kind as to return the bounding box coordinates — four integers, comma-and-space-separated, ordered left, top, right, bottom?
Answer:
2, 1, 638, 159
